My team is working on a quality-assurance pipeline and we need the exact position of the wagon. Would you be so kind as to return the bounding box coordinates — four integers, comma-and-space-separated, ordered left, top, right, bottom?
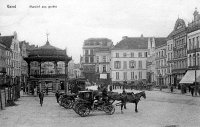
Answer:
73, 91, 115, 117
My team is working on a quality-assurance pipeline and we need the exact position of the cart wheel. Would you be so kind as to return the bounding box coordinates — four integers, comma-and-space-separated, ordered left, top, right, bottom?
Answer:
78, 105, 90, 117
64, 99, 73, 109
104, 105, 115, 115
75, 103, 84, 114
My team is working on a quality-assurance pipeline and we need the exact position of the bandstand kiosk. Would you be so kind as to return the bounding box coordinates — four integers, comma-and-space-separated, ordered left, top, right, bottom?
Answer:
24, 40, 72, 94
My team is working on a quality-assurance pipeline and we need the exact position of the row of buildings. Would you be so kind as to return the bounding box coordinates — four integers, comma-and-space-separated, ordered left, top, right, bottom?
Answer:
81, 9, 200, 88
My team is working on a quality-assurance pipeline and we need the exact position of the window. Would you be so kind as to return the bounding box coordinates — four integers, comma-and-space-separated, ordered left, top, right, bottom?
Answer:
131, 52, 134, 57
198, 54, 200, 66
123, 61, 127, 69
114, 61, 121, 69
123, 53, 127, 57
116, 72, 119, 80
103, 56, 106, 62
129, 60, 136, 68
103, 65, 106, 72
96, 56, 99, 63
138, 61, 142, 69
123, 72, 127, 80
90, 49, 93, 55
116, 53, 119, 58
85, 50, 89, 55
139, 71, 142, 79
90, 57, 94, 63
144, 52, 148, 57
193, 38, 195, 49
85, 57, 89, 63
193, 54, 196, 66
197, 36, 199, 48
189, 39, 191, 50
131, 72, 134, 80
138, 52, 142, 57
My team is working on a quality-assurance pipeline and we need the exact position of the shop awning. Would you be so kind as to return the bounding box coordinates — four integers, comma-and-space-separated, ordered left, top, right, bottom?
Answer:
179, 70, 200, 84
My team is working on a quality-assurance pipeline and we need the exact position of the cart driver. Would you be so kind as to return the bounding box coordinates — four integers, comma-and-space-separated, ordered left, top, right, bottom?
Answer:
102, 87, 108, 103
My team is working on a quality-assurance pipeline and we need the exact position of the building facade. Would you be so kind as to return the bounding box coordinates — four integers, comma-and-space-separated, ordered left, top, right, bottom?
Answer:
111, 36, 148, 84
155, 43, 167, 86
0, 32, 21, 84
0, 41, 7, 85
147, 37, 167, 86
82, 38, 113, 83
166, 35, 174, 86
171, 18, 188, 86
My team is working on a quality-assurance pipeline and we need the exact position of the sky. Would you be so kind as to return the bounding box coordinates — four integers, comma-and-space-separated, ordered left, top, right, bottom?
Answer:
0, 0, 199, 63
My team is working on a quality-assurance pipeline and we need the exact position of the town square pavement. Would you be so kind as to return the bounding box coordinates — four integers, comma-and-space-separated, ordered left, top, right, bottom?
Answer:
0, 89, 200, 127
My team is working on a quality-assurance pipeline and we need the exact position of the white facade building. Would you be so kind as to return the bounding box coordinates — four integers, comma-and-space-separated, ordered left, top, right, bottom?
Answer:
111, 36, 148, 83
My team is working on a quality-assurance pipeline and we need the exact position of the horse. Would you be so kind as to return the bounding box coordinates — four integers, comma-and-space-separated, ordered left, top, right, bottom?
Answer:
108, 91, 146, 113
125, 91, 146, 113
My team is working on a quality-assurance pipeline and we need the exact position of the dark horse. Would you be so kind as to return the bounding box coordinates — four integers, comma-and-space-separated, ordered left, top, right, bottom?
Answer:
109, 91, 146, 113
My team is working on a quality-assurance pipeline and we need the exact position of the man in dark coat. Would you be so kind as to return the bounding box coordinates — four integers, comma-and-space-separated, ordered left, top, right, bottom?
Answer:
102, 87, 108, 103
191, 84, 195, 96
39, 91, 44, 106
55, 90, 60, 103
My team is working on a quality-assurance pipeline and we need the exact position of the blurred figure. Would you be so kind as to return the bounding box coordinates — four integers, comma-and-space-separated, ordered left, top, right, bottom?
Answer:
55, 90, 60, 103
39, 91, 44, 106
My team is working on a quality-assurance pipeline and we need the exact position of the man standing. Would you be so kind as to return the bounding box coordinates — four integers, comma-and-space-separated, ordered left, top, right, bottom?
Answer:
39, 91, 44, 106
55, 90, 60, 103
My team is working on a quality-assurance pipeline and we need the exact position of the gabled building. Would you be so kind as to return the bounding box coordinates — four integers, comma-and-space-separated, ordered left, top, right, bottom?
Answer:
111, 36, 148, 84
0, 32, 21, 84
0, 38, 8, 86
171, 18, 188, 86
147, 37, 167, 85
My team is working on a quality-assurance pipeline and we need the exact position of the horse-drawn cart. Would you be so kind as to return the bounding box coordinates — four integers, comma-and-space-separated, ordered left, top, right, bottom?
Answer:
73, 91, 115, 117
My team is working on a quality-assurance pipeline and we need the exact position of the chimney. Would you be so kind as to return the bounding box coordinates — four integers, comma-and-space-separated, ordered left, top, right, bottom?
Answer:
141, 34, 144, 38
122, 36, 128, 40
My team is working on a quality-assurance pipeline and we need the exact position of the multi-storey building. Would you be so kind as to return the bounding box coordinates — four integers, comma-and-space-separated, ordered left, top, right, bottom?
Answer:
155, 41, 167, 86
111, 36, 148, 84
19, 41, 28, 89
147, 37, 167, 85
166, 33, 174, 86
179, 9, 200, 92
0, 40, 7, 85
95, 45, 113, 84
82, 38, 113, 83
0, 32, 21, 83
171, 18, 188, 86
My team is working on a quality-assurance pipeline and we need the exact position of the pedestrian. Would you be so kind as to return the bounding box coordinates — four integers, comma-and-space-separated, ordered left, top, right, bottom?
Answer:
46, 87, 48, 95
170, 85, 173, 93
55, 90, 60, 103
109, 85, 112, 92
39, 91, 44, 106
191, 85, 194, 96
121, 89, 127, 109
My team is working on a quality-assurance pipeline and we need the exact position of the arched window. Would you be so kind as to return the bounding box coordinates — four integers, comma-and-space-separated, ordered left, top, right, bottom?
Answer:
193, 54, 196, 66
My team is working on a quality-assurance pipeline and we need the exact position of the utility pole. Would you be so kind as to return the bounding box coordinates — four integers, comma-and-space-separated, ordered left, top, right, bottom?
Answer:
195, 48, 197, 96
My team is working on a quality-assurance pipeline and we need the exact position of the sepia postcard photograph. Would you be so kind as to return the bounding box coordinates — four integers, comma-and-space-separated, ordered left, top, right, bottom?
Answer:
0, 0, 200, 127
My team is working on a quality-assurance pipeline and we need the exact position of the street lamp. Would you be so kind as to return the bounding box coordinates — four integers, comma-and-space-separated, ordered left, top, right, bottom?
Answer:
159, 73, 162, 91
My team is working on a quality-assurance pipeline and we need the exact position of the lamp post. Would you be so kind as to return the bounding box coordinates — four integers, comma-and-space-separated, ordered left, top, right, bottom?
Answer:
194, 48, 197, 96
159, 74, 162, 91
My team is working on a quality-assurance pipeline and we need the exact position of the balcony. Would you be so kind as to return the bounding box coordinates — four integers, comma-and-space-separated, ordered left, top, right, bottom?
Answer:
30, 74, 66, 79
